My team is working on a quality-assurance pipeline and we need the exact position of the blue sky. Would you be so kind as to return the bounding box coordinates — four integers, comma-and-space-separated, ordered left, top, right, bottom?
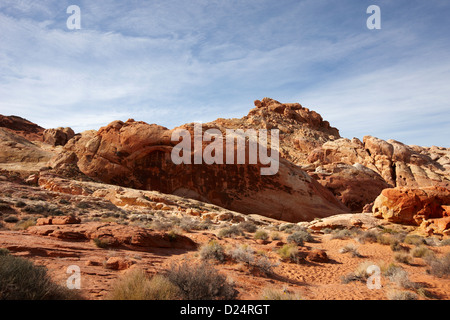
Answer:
0, 0, 449, 147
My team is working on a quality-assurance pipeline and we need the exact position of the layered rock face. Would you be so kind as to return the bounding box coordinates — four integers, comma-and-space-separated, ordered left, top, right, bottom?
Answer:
0, 115, 45, 142
212, 97, 341, 165
43, 127, 75, 146
306, 136, 450, 211
59, 117, 348, 222
372, 186, 450, 235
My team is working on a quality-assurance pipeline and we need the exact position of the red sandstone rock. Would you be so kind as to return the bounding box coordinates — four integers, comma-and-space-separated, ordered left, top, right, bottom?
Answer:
60, 114, 348, 222
43, 127, 75, 146
0, 115, 44, 142
372, 186, 450, 227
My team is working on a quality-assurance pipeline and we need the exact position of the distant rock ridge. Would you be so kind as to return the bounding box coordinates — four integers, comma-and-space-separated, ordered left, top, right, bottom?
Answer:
0, 115, 45, 142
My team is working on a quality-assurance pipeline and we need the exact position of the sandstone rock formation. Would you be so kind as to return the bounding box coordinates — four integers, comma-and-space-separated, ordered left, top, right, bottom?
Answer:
43, 127, 75, 146
53, 117, 348, 222
0, 115, 44, 142
0, 127, 54, 173
28, 222, 197, 250
372, 186, 450, 234
306, 136, 450, 211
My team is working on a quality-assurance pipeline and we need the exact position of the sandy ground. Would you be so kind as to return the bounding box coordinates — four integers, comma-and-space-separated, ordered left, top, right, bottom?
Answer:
1, 226, 448, 301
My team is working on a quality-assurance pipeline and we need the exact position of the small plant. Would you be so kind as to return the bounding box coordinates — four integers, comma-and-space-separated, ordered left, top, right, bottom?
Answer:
411, 245, 434, 259
386, 289, 418, 300
93, 238, 109, 249
341, 261, 377, 284
13, 219, 36, 230
394, 252, 413, 265
277, 244, 299, 263
0, 254, 80, 300
424, 253, 450, 278
199, 240, 225, 262
385, 265, 417, 290
254, 230, 269, 241
108, 269, 180, 300
218, 225, 244, 238
330, 228, 352, 240
287, 229, 312, 245
404, 234, 426, 246
166, 260, 236, 300
339, 244, 362, 258
260, 287, 301, 300
356, 230, 379, 244
0, 248, 10, 256
3, 215, 19, 223
440, 238, 450, 246
270, 232, 281, 241
238, 221, 257, 233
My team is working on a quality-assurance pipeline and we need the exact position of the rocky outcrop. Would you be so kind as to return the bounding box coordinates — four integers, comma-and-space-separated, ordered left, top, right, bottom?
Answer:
372, 186, 450, 234
56, 116, 347, 222
306, 137, 450, 211
0, 127, 54, 172
28, 222, 197, 250
43, 127, 75, 146
212, 97, 341, 165
0, 115, 45, 142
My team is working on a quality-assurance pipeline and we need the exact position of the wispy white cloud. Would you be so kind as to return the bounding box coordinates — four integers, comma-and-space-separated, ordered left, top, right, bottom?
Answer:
0, 0, 449, 148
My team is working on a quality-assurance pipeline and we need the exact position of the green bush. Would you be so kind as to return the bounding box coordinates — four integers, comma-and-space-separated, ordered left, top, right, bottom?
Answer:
0, 254, 80, 300
277, 244, 299, 263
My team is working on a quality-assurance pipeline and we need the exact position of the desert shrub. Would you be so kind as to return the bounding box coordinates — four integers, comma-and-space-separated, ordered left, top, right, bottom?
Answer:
385, 266, 417, 290
76, 201, 90, 209
390, 241, 407, 252
0, 254, 79, 300
179, 217, 207, 231
341, 261, 377, 284
424, 253, 450, 278
108, 269, 180, 300
277, 244, 299, 263
411, 245, 434, 259
228, 245, 255, 266
386, 290, 418, 300
0, 248, 10, 256
199, 240, 225, 262
166, 261, 236, 300
238, 221, 257, 233
150, 219, 173, 231
270, 232, 281, 241
228, 245, 275, 274
440, 238, 450, 246
339, 244, 362, 258
404, 234, 426, 246
3, 215, 19, 223
287, 230, 312, 245
260, 287, 301, 300
254, 230, 269, 241
93, 238, 109, 249
394, 252, 413, 265
356, 230, 379, 244
13, 219, 36, 230
218, 225, 244, 238
0, 203, 13, 212
14, 201, 27, 208
330, 228, 352, 240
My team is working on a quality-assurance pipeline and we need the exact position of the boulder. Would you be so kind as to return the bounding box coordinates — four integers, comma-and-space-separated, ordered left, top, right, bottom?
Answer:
372, 186, 450, 227
43, 127, 75, 146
